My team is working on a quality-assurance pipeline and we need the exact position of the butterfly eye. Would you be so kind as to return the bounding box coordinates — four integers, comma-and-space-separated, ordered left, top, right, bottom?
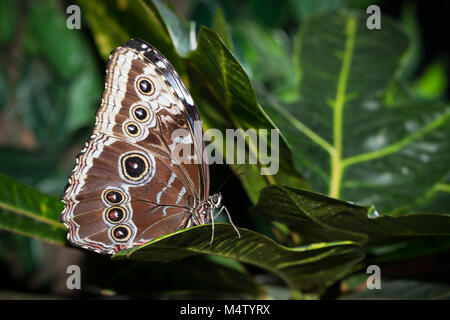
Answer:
105, 206, 127, 223
111, 225, 132, 242
120, 153, 150, 181
136, 77, 155, 96
124, 122, 141, 137
103, 190, 125, 205
132, 105, 150, 122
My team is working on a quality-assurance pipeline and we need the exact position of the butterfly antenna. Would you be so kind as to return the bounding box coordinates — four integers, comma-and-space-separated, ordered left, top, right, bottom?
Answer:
217, 164, 245, 193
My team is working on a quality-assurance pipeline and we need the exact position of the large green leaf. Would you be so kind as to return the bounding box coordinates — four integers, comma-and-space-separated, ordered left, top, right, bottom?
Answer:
254, 185, 450, 247
211, 8, 234, 52
113, 224, 365, 296
261, 11, 450, 213
0, 173, 65, 245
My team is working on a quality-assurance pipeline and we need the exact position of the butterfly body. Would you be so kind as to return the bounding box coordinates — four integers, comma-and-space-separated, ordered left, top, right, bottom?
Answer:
60, 39, 235, 254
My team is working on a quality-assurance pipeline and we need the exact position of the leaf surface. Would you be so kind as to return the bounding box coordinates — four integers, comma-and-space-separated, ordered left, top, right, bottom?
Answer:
114, 223, 364, 294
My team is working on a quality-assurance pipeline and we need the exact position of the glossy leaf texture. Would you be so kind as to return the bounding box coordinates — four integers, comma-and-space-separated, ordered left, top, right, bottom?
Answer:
260, 11, 450, 213
113, 224, 364, 296
77, 0, 307, 203
254, 185, 450, 246
0, 173, 66, 244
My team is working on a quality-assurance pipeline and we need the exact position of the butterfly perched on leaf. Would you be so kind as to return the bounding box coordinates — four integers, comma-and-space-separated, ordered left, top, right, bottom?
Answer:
60, 39, 239, 254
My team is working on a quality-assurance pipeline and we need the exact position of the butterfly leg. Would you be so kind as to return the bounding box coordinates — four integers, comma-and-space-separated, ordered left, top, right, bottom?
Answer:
223, 206, 241, 239
210, 205, 241, 241
209, 205, 226, 245
209, 207, 217, 245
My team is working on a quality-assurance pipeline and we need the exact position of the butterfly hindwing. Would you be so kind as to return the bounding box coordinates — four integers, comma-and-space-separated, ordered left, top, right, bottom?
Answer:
61, 39, 208, 254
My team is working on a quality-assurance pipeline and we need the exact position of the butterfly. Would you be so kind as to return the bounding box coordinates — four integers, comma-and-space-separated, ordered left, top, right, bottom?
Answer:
60, 38, 239, 254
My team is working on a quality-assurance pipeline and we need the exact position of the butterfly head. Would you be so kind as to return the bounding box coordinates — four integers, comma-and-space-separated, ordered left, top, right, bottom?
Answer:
209, 193, 223, 209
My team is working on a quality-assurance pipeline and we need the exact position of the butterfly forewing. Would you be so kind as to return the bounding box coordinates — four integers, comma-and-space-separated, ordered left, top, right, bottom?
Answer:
61, 39, 208, 254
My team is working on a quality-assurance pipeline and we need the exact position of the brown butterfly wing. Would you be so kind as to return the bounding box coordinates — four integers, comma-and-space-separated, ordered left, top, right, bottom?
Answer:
60, 39, 208, 254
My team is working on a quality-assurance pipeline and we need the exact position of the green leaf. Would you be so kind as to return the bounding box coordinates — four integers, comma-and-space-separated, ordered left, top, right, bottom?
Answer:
411, 174, 450, 215
187, 26, 307, 202
77, 0, 181, 68
233, 21, 297, 101
397, 2, 422, 80
254, 185, 450, 247
113, 224, 364, 295
412, 60, 448, 100
261, 11, 450, 213
151, 0, 197, 56
77, 0, 131, 59
212, 8, 234, 51
66, 61, 102, 133
0, 173, 66, 245
367, 237, 450, 263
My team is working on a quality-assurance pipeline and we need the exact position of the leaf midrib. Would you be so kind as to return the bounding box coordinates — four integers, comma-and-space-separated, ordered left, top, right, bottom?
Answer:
329, 16, 357, 198
279, 15, 449, 200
